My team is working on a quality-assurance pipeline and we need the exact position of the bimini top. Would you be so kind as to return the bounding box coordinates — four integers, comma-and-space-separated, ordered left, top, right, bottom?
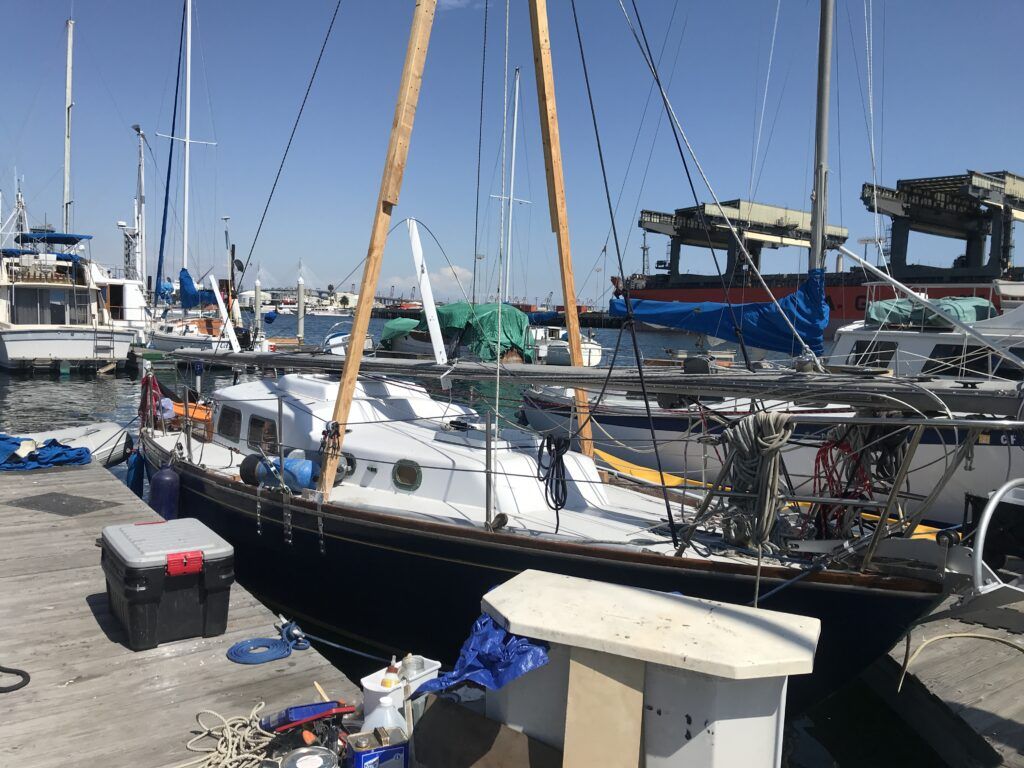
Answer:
15, 232, 93, 246
1, 248, 35, 257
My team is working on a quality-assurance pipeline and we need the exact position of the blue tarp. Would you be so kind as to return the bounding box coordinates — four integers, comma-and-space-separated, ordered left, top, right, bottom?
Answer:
264, 310, 278, 324
528, 310, 561, 325
0, 434, 91, 470
609, 268, 828, 356
157, 279, 175, 303
15, 232, 92, 246
413, 613, 549, 698
179, 268, 216, 309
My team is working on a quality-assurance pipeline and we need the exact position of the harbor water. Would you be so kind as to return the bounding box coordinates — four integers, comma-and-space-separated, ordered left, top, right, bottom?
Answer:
0, 314, 944, 767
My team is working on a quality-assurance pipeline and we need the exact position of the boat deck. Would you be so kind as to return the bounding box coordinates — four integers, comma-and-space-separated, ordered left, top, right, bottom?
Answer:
865, 589, 1024, 767
0, 463, 359, 768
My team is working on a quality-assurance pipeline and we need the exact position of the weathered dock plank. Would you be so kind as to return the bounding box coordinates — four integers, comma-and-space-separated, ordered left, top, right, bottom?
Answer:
0, 464, 359, 768
864, 593, 1024, 768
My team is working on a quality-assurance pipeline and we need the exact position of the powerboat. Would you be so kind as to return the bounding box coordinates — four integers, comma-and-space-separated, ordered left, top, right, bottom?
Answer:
0, 232, 135, 370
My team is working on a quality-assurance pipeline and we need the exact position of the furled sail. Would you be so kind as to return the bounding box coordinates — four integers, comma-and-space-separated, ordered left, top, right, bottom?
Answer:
609, 268, 828, 355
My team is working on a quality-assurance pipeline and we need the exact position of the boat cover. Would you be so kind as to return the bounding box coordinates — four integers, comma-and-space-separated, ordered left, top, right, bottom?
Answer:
157, 279, 175, 303
609, 268, 828, 355
15, 232, 92, 246
528, 310, 561, 325
866, 296, 997, 327
0, 434, 91, 470
179, 268, 216, 309
380, 317, 419, 345
382, 303, 535, 362
412, 613, 548, 697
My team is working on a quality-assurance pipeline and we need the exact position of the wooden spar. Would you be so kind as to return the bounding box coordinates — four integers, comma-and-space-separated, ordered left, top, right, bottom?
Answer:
528, 0, 593, 457
317, 0, 437, 494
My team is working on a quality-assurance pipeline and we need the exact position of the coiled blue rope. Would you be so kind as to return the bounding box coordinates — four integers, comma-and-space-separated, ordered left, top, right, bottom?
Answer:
227, 620, 310, 664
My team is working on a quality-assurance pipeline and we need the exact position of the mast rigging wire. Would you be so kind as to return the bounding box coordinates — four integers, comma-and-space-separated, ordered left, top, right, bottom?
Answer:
747, 0, 782, 206
155, 0, 186, 293
569, 0, 678, 547
236, 0, 344, 290
470, 0, 490, 304
619, 0, 815, 366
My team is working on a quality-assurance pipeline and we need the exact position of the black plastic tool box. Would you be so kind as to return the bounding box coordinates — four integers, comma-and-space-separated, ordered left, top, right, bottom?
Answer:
101, 518, 234, 651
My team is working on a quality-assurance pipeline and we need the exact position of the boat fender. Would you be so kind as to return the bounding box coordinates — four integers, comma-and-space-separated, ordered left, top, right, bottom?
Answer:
240, 454, 265, 486
256, 458, 321, 492
148, 463, 181, 520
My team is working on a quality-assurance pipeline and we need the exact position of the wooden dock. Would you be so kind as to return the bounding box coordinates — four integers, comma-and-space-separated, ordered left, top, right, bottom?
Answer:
864, 592, 1024, 768
0, 464, 359, 768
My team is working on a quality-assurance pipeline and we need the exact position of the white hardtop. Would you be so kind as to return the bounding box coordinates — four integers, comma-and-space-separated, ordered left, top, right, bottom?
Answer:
102, 518, 233, 569
483, 570, 820, 680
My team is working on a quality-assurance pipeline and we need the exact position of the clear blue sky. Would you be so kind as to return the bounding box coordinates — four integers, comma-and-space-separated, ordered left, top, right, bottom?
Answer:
2, 1, 1021, 305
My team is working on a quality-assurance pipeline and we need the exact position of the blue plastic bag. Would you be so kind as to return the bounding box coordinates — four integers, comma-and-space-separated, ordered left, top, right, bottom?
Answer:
126, 449, 146, 497
414, 613, 549, 697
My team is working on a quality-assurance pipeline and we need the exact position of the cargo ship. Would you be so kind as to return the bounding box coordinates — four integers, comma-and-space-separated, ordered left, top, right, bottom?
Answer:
622, 171, 1024, 334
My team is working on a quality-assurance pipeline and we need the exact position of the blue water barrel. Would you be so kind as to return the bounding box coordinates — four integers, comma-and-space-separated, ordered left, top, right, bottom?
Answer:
149, 463, 181, 520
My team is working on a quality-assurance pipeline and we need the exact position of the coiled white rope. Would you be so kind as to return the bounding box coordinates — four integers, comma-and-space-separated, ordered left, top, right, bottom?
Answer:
173, 702, 275, 768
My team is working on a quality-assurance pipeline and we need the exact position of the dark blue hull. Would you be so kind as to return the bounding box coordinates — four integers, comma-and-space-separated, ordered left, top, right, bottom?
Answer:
151, 446, 943, 714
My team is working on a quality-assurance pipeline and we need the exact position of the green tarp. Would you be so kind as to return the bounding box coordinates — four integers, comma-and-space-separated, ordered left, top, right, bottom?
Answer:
380, 302, 534, 362
866, 297, 997, 327
380, 317, 419, 345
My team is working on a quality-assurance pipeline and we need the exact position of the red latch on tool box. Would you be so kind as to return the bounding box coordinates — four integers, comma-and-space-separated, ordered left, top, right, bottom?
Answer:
166, 550, 204, 576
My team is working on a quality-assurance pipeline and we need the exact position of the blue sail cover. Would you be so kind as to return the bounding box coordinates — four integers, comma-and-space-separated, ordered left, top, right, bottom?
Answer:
178, 268, 216, 309
609, 269, 828, 355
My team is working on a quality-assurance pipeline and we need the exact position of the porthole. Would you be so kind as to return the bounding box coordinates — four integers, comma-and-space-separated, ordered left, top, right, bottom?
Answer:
342, 452, 357, 477
392, 459, 422, 491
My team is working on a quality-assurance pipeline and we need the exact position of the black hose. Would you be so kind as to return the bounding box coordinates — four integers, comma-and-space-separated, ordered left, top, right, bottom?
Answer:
0, 664, 29, 693
537, 435, 570, 532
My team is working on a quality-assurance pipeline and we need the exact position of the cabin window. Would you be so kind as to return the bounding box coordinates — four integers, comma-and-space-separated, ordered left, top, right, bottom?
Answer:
847, 340, 897, 368
217, 406, 242, 442
10, 287, 92, 326
392, 459, 422, 491
247, 416, 279, 454
922, 344, 1024, 380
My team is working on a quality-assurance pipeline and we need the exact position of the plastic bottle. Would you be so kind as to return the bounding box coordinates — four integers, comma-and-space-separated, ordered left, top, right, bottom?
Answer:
362, 695, 406, 734
380, 656, 401, 690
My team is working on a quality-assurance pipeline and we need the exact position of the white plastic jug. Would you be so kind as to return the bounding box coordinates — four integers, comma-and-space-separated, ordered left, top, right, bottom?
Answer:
362, 695, 406, 734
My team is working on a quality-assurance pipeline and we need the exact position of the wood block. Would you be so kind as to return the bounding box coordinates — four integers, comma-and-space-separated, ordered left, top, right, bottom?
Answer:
563, 647, 644, 768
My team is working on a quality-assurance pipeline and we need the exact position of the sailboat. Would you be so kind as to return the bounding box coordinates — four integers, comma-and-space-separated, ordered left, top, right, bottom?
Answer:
134, 0, 1024, 716
145, 0, 235, 356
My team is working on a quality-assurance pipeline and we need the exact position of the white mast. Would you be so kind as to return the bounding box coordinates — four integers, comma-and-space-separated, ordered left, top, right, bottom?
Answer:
134, 125, 147, 286
503, 67, 521, 298
62, 18, 74, 233
182, 0, 192, 273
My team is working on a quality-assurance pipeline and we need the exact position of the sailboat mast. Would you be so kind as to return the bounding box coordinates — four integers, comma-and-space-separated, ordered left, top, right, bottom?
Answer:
503, 67, 521, 299
135, 126, 147, 286
62, 18, 74, 233
317, 0, 438, 494
809, 0, 834, 271
182, 0, 192, 273
527, 0, 593, 456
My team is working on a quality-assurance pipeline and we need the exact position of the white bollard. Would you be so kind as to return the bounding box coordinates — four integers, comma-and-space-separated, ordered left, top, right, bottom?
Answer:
482, 570, 820, 768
